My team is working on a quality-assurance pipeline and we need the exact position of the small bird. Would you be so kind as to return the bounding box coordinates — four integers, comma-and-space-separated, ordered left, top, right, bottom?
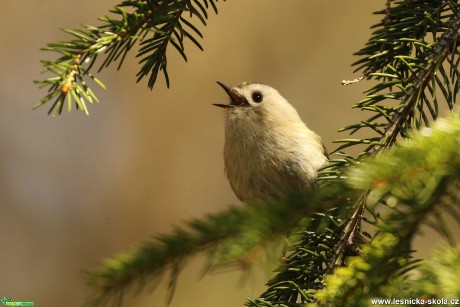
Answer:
214, 82, 328, 202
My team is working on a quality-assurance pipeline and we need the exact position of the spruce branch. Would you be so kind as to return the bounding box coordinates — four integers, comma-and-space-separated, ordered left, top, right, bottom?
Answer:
321, 0, 460, 292
85, 188, 354, 306
318, 244, 460, 306
313, 114, 460, 306
86, 112, 460, 307
34, 0, 222, 116
401, 245, 460, 300
250, 113, 460, 306
331, 0, 460, 157
377, 15, 460, 152
255, 2, 460, 305
348, 114, 460, 244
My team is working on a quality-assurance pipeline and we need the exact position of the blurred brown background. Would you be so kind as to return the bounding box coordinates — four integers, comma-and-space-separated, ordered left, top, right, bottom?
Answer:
1, 1, 457, 306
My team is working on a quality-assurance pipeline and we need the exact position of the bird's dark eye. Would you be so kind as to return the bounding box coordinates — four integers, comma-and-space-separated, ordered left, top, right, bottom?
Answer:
251, 91, 263, 103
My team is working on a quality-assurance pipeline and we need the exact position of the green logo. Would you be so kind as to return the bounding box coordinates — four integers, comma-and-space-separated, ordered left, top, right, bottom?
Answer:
0, 297, 34, 306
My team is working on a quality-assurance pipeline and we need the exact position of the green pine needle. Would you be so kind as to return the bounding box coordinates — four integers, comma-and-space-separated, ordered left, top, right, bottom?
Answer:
34, 0, 224, 116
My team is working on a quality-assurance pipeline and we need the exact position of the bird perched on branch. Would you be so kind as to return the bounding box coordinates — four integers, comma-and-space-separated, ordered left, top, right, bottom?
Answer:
214, 82, 328, 202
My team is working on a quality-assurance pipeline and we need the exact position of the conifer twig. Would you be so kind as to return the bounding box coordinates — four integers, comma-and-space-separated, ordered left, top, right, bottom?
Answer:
34, 0, 222, 115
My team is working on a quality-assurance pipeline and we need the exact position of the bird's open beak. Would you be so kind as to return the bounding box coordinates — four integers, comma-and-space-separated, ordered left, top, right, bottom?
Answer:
213, 81, 248, 108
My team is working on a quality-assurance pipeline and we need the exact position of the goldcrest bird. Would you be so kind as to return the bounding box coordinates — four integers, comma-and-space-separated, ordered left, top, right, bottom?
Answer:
214, 82, 328, 202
